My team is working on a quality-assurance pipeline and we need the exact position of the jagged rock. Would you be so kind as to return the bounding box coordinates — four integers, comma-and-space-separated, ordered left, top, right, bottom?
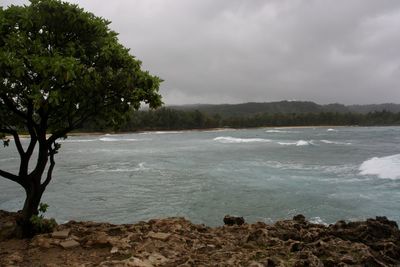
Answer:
110, 246, 119, 254
148, 252, 168, 265
293, 214, 306, 223
248, 261, 264, 267
1, 210, 400, 266
5, 252, 23, 264
31, 235, 52, 248
223, 215, 245, 226
100, 256, 154, 267
246, 228, 269, 245
52, 229, 70, 239
60, 239, 80, 249
147, 231, 171, 241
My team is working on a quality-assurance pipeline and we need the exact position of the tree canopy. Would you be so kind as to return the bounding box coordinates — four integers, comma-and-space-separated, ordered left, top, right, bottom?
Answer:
0, 0, 162, 235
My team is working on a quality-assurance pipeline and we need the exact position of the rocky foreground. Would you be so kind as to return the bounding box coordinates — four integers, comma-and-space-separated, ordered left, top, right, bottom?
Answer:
1, 211, 400, 267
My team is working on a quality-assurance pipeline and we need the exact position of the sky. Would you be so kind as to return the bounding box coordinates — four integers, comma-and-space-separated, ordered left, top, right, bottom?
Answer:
2, 0, 400, 105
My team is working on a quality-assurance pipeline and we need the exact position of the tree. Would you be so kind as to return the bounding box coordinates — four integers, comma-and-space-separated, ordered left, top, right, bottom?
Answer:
0, 0, 162, 235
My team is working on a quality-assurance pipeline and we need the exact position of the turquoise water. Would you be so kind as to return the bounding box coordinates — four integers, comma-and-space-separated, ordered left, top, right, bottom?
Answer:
1, 126, 400, 225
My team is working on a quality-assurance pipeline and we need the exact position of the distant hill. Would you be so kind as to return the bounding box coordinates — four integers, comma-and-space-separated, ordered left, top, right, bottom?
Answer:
168, 101, 400, 117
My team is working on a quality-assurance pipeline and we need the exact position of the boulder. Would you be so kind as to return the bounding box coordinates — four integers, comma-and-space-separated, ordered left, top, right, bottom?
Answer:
60, 239, 80, 249
147, 231, 171, 241
223, 215, 245, 226
51, 229, 70, 239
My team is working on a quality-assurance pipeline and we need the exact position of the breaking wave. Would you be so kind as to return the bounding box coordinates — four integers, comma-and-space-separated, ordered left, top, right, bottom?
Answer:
359, 154, 400, 180
277, 140, 313, 146
320, 140, 352, 145
83, 162, 148, 173
99, 137, 140, 142
214, 136, 271, 143
327, 128, 338, 132
60, 139, 97, 143
139, 131, 184, 135
266, 129, 293, 133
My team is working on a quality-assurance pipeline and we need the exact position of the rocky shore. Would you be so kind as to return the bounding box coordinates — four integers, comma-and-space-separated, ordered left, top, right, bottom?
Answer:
1, 211, 399, 266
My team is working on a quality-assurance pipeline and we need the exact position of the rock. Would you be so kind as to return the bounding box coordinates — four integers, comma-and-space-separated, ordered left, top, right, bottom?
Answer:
248, 261, 264, 267
110, 247, 119, 254
223, 215, 245, 226
51, 229, 70, 239
6, 252, 23, 264
147, 231, 171, 241
246, 228, 269, 245
293, 214, 306, 223
263, 258, 278, 267
60, 239, 80, 249
289, 240, 302, 252
100, 257, 154, 267
148, 252, 168, 265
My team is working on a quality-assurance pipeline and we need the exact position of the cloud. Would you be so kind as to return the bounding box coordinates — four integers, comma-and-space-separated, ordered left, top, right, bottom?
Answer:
2, 0, 400, 104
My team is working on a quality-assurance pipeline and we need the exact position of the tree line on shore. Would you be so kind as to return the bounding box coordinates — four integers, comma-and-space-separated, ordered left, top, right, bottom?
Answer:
80, 108, 400, 132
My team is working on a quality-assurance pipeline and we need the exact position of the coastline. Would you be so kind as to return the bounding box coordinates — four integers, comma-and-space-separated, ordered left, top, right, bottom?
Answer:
1, 210, 399, 266
4, 124, 398, 139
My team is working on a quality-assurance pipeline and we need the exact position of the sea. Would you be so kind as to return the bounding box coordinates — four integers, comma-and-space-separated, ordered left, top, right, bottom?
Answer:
1, 126, 400, 226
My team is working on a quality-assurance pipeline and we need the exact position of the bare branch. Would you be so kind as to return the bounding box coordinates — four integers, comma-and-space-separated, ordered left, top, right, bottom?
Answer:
0, 169, 24, 187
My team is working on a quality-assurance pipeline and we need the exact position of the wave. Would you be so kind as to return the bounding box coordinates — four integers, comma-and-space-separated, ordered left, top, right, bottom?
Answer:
309, 217, 328, 225
99, 137, 141, 142
203, 129, 237, 133
0, 157, 18, 162
139, 131, 184, 135
60, 139, 97, 143
320, 140, 352, 145
327, 128, 338, 132
359, 154, 400, 180
266, 130, 292, 133
214, 136, 271, 143
83, 162, 148, 173
277, 140, 313, 146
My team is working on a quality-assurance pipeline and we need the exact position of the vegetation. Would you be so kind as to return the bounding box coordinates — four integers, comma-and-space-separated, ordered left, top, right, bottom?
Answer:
80, 108, 400, 132
0, 0, 161, 236
170, 101, 400, 118
29, 203, 57, 235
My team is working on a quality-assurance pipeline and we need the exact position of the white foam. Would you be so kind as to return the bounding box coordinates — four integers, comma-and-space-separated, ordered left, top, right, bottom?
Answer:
139, 131, 184, 135
60, 139, 97, 143
359, 154, 400, 180
99, 137, 140, 142
84, 162, 148, 173
309, 217, 328, 225
213, 136, 271, 143
320, 140, 352, 145
277, 140, 313, 146
327, 128, 337, 132
266, 130, 291, 133
203, 129, 237, 133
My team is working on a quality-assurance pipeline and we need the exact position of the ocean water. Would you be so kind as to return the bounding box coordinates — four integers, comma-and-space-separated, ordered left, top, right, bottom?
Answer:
1, 126, 400, 226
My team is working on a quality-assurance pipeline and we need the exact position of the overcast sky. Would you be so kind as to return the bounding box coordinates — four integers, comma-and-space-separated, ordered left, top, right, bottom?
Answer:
2, 0, 400, 105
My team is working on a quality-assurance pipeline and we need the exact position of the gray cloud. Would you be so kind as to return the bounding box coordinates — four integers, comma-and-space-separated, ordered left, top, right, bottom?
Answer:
2, 0, 400, 104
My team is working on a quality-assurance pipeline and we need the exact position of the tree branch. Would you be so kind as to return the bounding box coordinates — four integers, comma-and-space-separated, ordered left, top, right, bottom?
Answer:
0, 128, 25, 156
41, 143, 57, 188
0, 94, 28, 121
25, 100, 38, 159
0, 169, 24, 187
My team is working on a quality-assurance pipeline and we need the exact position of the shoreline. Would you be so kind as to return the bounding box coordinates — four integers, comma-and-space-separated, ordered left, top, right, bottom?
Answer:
1, 210, 399, 266
4, 124, 399, 139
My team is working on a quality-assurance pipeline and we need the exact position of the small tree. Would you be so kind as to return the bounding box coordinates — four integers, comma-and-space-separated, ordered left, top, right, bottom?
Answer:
0, 0, 162, 235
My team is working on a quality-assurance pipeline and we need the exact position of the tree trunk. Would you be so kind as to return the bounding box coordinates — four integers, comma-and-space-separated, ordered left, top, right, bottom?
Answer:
18, 179, 45, 237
